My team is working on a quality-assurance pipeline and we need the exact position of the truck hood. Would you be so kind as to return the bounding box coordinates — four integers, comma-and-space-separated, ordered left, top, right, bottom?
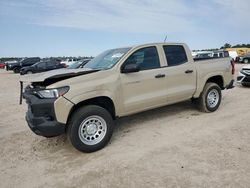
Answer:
20, 68, 100, 86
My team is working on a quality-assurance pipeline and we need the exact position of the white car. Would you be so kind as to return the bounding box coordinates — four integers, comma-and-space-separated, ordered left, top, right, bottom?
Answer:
228, 51, 238, 61
61, 58, 79, 66
237, 64, 250, 87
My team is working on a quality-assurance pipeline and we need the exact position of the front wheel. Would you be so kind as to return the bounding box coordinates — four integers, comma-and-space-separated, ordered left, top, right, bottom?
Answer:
67, 105, 114, 153
242, 83, 250, 87
13, 67, 20, 73
197, 83, 222, 112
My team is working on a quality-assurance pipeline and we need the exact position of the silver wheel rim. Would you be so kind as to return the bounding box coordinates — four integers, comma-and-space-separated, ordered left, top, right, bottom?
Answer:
244, 59, 248, 64
207, 89, 219, 108
78, 115, 107, 145
27, 71, 32, 74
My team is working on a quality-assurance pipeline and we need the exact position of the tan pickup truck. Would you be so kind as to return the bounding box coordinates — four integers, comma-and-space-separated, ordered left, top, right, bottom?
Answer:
20, 43, 234, 152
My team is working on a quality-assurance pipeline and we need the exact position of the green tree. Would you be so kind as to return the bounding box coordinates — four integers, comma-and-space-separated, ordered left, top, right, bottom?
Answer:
221, 43, 232, 49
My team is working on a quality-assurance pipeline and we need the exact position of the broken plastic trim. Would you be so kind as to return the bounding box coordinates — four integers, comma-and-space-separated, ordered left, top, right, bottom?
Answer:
20, 81, 23, 105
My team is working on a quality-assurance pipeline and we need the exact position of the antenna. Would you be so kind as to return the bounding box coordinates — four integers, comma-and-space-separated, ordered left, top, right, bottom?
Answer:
164, 34, 167, 42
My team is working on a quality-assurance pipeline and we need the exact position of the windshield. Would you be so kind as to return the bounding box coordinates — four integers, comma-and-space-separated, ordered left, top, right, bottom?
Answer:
84, 48, 131, 70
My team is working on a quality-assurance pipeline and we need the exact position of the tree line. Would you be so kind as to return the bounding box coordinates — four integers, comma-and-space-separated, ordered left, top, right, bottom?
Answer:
0, 56, 94, 62
193, 43, 250, 52
221, 43, 250, 49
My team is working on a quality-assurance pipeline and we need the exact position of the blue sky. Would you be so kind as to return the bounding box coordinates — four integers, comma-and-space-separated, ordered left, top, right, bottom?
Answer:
0, 0, 250, 57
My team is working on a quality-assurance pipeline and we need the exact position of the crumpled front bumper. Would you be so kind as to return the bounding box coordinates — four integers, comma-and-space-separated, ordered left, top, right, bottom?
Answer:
23, 88, 66, 137
237, 71, 250, 85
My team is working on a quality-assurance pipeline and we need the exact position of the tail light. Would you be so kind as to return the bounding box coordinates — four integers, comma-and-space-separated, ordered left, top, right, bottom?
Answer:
230, 59, 235, 75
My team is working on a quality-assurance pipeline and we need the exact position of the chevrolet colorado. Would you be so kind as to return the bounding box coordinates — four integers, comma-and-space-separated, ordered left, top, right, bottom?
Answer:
20, 43, 234, 152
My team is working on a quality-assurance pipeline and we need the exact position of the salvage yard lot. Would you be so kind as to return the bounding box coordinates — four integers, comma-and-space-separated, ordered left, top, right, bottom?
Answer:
0, 64, 250, 188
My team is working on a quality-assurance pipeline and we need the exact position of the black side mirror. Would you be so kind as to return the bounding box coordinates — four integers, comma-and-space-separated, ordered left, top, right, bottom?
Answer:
121, 64, 139, 73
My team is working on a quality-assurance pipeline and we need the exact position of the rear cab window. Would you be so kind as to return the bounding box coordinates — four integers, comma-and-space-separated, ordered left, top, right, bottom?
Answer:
163, 45, 188, 66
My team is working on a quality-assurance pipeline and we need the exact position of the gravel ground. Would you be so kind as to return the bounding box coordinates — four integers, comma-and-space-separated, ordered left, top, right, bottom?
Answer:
0, 64, 249, 188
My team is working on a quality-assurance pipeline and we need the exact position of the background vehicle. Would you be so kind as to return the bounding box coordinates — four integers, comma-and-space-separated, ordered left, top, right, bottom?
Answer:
61, 58, 80, 66
67, 59, 91, 69
9, 57, 40, 73
193, 51, 229, 61
193, 51, 213, 59
0, 62, 5, 69
237, 64, 250, 87
212, 51, 229, 58
5, 60, 19, 71
20, 59, 66, 75
228, 51, 238, 61
21, 42, 234, 153
237, 53, 250, 64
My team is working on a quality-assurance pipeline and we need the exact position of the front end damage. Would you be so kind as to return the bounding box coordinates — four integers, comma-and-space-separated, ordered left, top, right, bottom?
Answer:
19, 68, 100, 137
22, 84, 66, 137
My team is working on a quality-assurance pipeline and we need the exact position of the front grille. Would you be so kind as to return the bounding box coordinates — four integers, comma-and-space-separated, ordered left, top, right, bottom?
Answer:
237, 76, 243, 81
243, 76, 250, 83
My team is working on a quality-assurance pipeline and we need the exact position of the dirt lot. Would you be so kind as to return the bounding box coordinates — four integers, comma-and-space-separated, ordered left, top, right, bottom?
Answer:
0, 64, 249, 188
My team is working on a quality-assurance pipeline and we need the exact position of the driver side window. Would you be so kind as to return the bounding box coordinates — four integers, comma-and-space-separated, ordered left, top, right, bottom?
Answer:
123, 46, 160, 71
36, 62, 46, 68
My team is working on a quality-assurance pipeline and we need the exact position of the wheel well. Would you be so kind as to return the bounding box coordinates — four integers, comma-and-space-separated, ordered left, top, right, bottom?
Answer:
206, 76, 224, 89
68, 96, 116, 123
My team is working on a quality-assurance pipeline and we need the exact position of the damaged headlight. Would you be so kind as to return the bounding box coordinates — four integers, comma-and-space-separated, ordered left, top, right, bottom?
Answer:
36, 86, 69, 99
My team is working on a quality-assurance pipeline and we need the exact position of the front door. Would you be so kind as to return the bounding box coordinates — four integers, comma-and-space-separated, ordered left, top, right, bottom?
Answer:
120, 46, 168, 114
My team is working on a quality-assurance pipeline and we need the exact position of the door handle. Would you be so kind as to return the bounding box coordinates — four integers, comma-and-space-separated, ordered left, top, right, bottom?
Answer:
155, 74, 165, 78
185, 70, 193, 74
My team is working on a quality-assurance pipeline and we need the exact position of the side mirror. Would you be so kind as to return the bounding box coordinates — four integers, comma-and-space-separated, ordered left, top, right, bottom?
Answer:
121, 64, 139, 73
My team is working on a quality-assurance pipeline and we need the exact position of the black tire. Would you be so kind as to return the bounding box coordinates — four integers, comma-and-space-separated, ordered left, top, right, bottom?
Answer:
67, 105, 114, 153
197, 83, 222, 112
13, 67, 20, 73
243, 58, 249, 64
242, 83, 250, 87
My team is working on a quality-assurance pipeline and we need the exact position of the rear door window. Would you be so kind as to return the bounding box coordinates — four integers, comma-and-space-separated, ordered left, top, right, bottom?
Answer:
36, 62, 46, 69
163, 45, 188, 66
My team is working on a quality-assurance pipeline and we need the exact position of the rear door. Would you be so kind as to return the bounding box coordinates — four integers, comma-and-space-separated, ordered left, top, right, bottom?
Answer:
162, 45, 197, 103
46, 61, 57, 71
36, 62, 46, 72
120, 46, 168, 114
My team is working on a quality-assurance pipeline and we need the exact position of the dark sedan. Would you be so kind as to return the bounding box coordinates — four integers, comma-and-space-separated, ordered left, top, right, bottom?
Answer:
20, 59, 66, 75
237, 53, 250, 64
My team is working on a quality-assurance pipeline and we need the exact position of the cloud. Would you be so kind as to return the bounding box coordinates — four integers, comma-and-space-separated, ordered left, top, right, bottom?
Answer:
212, 0, 250, 25
0, 0, 196, 33
1, 0, 250, 34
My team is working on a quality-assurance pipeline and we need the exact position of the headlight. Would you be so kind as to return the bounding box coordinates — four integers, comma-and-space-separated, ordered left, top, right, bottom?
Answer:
36, 86, 69, 99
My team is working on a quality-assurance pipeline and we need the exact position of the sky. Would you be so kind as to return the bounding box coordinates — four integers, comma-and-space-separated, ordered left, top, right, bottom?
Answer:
0, 0, 250, 57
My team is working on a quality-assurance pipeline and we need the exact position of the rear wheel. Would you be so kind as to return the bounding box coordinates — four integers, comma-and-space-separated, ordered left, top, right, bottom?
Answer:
197, 83, 222, 112
26, 71, 33, 74
243, 58, 249, 64
67, 105, 114, 152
